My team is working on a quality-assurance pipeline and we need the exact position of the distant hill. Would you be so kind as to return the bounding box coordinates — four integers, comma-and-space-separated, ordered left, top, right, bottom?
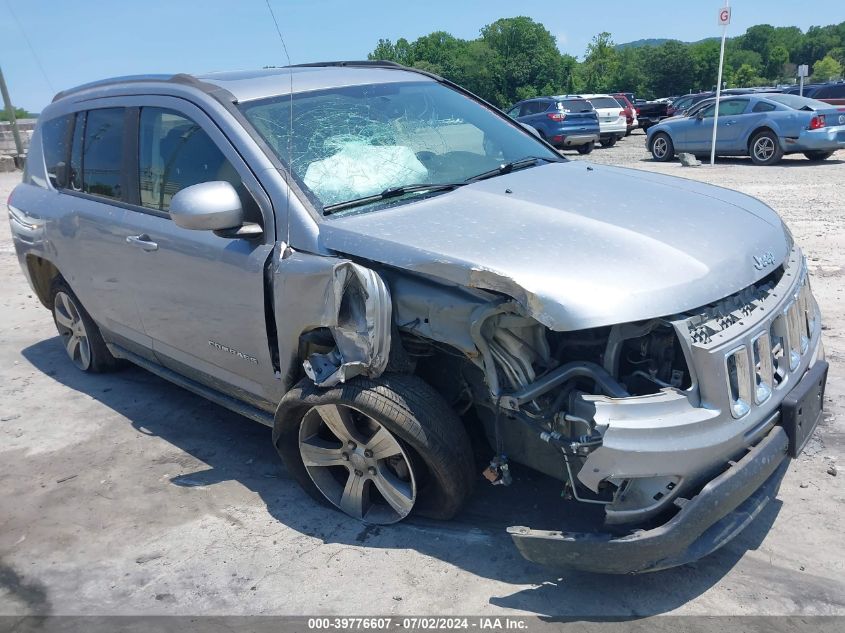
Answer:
616, 37, 720, 50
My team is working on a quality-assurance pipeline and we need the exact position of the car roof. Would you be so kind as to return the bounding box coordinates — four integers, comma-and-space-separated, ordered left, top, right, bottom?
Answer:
52, 62, 436, 104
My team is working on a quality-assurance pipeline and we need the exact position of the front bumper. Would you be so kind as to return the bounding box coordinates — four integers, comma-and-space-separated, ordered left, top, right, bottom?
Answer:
507, 359, 828, 574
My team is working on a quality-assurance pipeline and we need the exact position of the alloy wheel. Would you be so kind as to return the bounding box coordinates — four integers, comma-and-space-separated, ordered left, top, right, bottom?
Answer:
298, 404, 417, 524
53, 291, 92, 370
653, 137, 668, 158
753, 137, 775, 162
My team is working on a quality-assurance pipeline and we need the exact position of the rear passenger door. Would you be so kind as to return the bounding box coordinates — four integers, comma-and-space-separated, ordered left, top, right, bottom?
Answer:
49, 107, 154, 358
118, 98, 279, 408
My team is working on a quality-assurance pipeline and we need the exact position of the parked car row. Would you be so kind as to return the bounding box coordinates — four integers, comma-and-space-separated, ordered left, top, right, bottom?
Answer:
647, 93, 845, 165
507, 93, 633, 153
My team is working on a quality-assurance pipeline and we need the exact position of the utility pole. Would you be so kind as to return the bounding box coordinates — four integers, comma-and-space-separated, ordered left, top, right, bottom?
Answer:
710, 0, 731, 166
0, 64, 25, 160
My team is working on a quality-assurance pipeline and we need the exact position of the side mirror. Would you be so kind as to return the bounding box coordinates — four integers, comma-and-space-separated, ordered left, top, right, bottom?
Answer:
695, 111, 705, 121
520, 123, 542, 138
170, 181, 244, 231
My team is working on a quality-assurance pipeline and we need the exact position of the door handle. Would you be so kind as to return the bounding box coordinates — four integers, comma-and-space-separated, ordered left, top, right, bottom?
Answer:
126, 234, 158, 252
724, 120, 737, 126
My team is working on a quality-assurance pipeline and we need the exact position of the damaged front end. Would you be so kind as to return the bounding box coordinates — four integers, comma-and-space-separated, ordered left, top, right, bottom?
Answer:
461, 249, 825, 573
287, 246, 825, 574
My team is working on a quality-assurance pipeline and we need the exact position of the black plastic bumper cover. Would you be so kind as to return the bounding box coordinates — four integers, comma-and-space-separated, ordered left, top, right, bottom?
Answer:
508, 424, 791, 574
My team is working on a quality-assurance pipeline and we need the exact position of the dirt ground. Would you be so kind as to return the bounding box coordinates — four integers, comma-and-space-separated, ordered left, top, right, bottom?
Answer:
1, 132, 844, 617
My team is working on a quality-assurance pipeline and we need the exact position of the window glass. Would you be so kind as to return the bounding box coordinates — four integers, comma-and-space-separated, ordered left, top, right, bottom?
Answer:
239, 81, 558, 213
506, 106, 520, 118
520, 101, 544, 116
719, 99, 749, 116
82, 108, 124, 200
69, 112, 85, 191
588, 97, 621, 109
556, 99, 593, 113
752, 101, 777, 113
817, 85, 845, 98
41, 115, 73, 188
138, 108, 241, 212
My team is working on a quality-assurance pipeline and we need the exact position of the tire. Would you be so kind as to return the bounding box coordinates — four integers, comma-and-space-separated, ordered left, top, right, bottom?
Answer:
577, 141, 595, 155
600, 136, 616, 148
273, 374, 476, 523
650, 132, 674, 162
804, 150, 834, 161
49, 279, 122, 373
749, 130, 783, 166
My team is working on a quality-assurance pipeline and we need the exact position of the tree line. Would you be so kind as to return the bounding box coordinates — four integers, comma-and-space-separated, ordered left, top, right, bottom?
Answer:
368, 17, 845, 107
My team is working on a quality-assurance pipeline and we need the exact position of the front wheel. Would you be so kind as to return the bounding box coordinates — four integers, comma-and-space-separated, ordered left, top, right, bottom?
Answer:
804, 150, 834, 161
749, 131, 783, 165
577, 141, 595, 155
650, 132, 674, 162
274, 375, 475, 524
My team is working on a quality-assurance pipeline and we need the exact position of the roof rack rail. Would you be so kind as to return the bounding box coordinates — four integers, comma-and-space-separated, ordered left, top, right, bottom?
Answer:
50, 72, 237, 104
287, 60, 404, 68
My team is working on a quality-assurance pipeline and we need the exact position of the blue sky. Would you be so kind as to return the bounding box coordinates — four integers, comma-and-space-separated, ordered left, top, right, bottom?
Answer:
2, 0, 843, 112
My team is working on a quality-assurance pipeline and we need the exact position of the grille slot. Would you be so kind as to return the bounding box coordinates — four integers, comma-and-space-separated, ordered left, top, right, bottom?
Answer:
724, 272, 816, 418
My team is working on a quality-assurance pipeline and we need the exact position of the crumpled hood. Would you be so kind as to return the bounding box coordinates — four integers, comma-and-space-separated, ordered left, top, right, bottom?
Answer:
319, 161, 790, 331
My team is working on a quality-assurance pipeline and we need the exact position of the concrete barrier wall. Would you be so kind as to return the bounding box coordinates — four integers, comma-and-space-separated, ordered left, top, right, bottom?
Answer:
0, 119, 36, 155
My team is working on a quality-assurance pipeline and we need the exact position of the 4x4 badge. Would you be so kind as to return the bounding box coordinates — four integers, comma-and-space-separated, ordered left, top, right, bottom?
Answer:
753, 251, 776, 270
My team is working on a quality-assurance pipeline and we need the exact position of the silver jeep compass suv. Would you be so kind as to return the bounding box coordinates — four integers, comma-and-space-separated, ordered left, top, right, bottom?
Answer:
8, 62, 827, 573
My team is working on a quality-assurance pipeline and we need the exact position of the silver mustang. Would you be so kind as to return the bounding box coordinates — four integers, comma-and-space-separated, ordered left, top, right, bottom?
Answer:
648, 93, 845, 165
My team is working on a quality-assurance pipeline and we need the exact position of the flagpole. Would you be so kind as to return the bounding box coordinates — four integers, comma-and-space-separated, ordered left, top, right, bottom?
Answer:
710, 0, 729, 166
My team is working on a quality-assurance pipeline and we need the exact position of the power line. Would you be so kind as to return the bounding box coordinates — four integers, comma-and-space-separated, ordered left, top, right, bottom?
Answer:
3, 0, 56, 94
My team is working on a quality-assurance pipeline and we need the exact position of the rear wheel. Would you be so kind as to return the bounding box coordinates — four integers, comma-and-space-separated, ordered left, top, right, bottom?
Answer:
50, 280, 122, 373
749, 130, 783, 165
577, 141, 595, 155
650, 132, 674, 162
804, 150, 834, 161
274, 375, 475, 523
600, 136, 616, 148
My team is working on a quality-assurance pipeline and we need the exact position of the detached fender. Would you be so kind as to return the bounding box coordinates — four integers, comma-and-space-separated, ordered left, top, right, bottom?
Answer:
273, 251, 391, 390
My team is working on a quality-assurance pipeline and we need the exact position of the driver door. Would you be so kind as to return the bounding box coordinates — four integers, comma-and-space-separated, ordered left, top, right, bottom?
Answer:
118, 97, 279, 407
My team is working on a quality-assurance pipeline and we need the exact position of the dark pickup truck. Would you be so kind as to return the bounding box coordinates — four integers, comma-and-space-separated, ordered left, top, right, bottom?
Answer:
634, 100, 669, 131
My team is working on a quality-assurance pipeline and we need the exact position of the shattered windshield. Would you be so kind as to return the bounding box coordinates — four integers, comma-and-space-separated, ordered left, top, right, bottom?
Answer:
239, 80, 559, 215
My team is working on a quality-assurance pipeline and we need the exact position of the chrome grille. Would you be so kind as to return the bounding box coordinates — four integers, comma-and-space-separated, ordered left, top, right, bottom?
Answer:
724, 272, 817, 418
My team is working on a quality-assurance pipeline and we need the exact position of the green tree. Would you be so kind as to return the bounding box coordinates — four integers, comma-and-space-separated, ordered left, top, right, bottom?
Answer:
801, 25, 842, 65
581, 32, 619, 93
645, 41, 695, 97
0, 107, 32, 122
480, 17, 564, 106
611, 46, 648, 96
811, 55, 844, 81
689, 40, 721, 92
742, 25, 776, 59
733, 63, 764, 87
766, 45, 790, 80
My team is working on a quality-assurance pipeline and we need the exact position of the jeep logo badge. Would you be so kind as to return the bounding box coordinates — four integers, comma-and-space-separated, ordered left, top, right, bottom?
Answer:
753, 251, 776, 270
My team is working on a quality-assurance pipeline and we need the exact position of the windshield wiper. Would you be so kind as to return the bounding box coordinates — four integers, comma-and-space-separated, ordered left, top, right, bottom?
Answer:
465, 156, 559, 184
322, 182, 466, 215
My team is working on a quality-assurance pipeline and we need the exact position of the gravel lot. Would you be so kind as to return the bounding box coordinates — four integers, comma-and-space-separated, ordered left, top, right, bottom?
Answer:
1, 132, 843, 617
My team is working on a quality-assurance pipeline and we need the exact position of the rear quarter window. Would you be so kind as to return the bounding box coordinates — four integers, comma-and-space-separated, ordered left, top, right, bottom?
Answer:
41, 115, 73, 189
